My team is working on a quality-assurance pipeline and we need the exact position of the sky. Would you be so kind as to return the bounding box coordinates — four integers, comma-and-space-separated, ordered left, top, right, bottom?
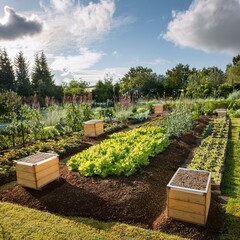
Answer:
0, 0, 239, 85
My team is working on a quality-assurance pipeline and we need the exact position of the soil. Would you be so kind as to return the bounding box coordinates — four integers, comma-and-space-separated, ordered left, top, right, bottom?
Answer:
0, 116, 225, 240
169, 169, 210, 191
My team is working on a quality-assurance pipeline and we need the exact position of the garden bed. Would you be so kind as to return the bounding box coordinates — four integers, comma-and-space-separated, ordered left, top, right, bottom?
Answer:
0, 116, 225, 239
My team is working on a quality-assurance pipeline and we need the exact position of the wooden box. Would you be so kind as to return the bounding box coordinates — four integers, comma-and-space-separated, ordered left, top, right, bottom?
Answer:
216, 108, 226, 117
167, 168, 211, 226
83, 119, 104, 137
16, 152, 60, 190
230, 118, 240, 140
153, 104, 163, 114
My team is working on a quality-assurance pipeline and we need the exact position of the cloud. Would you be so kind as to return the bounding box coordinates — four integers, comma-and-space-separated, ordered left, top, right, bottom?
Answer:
0, 6, 43, 40
54, 67, 128, 85
162, 0, 240, 55
39, 0, 117, 51
50, 48, 104, 74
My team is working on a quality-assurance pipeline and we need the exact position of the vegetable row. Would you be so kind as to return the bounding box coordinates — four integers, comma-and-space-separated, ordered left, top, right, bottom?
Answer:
68, 126, 170, 177
188, 118, 229, 183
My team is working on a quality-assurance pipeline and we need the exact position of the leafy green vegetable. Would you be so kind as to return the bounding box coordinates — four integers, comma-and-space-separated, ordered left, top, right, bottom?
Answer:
68, 126, 170, 177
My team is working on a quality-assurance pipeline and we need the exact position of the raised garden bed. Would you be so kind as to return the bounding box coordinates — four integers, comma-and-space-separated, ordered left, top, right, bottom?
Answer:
167, 168, 211, 226
83, 119, 104, 137
16, 152, 59, 190
153, 104, 163, 115
215, 108, 226, 117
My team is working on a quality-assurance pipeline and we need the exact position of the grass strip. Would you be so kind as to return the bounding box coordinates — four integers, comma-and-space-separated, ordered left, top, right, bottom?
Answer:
220, 140, 240, 240
0, 202, 186, 240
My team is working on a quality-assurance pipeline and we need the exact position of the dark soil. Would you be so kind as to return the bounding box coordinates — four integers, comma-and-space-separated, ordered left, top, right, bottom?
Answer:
169, 169, 210, 191
0, 116, 225, 239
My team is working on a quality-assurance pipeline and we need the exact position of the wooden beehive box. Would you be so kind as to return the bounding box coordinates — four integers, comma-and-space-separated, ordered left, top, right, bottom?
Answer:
16, 152, 60, 190
167, 168, 211, 226
153, 104, 163, 114
216, 108, 226, 117
230, 118, 240, 140
83, 119, 104, 137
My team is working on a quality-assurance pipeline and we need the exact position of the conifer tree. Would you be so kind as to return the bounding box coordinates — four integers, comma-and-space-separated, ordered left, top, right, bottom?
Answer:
31, 51, 55, 98
0, 49, 15, 91
14, 51, 33, 97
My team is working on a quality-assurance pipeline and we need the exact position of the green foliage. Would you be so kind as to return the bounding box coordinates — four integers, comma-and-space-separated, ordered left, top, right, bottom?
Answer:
63, 103, 92, 132
14, 51, 33, 97
113, 103, 134, 123
43, 105, 64, 127
39, 126, 60, 140
6, 105, 43, 146
188, 118, 229, 183
203, 100, 216, 115
63, 79, 88, 97
221, 141, 240, 197
31, 51, 59, 103
0, 133, 82, 179
120, 66, 163, 99
228, 90, 240, 100
228, 109, 240, 118
163, 104, 193, 137
68, 126, 170, 177
220, 141, 240, 240
129, 110, 150, 123
165, 64, 191, 97
0, 202, 184, 240
0, 90, 21, 116
93, 77, 114, 102
0, 49, 15, 91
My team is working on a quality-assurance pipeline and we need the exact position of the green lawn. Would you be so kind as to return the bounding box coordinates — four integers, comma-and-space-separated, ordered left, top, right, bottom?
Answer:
220, 141, 240, 240
0, 202, 185, 240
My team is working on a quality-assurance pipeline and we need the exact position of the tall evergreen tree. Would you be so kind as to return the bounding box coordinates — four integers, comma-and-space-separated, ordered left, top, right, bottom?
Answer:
31, 51, 55, 98
14, 51, 33, 97
0, 49, 15, 91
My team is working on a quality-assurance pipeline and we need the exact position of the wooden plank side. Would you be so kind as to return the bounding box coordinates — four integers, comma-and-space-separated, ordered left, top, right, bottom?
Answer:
168, 188, 206, 205
35, 157, 59, 173
16, 164, 35, 173
36, 164, 59, 181
17, 177, 37, 189
16, 171, 36, 181
168, 198, 205, 215
37, 170, 60, 188
205, 185, 211, 223
169, 208, 205, 226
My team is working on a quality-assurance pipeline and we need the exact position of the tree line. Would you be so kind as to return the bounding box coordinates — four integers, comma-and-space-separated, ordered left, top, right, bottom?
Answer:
1, 47, 240, 105
0, 49, 63, 105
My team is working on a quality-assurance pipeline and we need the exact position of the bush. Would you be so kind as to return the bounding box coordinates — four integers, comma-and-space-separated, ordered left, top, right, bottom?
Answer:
228, 90, 240, 100
163, 104, 193, 137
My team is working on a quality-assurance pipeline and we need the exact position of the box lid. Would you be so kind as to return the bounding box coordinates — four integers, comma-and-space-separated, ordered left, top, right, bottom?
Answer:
167, 168, 211, 194
16, 152, 59, 166
84, 119, 103, 124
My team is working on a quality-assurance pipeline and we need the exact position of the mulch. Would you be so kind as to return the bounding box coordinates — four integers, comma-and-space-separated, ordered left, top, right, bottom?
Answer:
0, 116, 225, 239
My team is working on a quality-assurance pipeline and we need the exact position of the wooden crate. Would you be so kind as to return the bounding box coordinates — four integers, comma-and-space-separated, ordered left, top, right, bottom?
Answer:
83, 119, 104, 137
16, 152, 60, 190
167, 168, 211, 226
230, 118, 240, 127
153, 104, 163, 114
216, 108, 226, 117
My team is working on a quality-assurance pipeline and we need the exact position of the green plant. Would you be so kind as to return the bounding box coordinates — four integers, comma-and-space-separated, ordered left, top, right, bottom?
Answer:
0, 202, 185, 240
163, 104, 193, 137
43, 105, 64, 127
68, 126, 170, 177
203, 100, 216, 115
129, 110, 150, 123
188, 118, 229, 183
